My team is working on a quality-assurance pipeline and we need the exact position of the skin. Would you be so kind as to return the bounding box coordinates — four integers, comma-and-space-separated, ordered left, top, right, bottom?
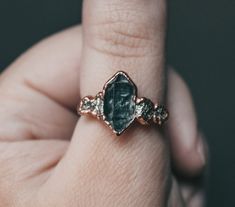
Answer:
0, 0, 207, 206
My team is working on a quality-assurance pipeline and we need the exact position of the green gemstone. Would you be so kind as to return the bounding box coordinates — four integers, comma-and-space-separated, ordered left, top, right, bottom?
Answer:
103, 72, 137, 135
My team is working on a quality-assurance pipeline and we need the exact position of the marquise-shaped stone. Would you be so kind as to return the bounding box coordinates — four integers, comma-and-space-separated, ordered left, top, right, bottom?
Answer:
103, 72, 137, 135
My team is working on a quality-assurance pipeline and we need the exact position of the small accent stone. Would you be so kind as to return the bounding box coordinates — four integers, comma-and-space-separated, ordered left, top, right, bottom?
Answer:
81, 97, 94, 111
153, 105, 168, 125
80, 95, 104, 117
135, 98, 154, 124
92, 94, 104, 118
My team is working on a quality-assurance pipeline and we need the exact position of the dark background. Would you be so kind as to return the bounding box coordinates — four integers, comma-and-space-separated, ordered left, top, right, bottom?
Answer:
0, 0, 234, 206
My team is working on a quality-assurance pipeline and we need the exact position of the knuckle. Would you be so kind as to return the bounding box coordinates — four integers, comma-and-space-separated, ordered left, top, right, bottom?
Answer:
87, 8, 156, 58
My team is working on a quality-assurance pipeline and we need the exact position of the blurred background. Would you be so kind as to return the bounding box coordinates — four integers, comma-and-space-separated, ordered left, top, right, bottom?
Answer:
0, 0, 234, 206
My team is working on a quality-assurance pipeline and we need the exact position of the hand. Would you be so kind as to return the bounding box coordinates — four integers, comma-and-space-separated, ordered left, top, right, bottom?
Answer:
0, 0, 207, 206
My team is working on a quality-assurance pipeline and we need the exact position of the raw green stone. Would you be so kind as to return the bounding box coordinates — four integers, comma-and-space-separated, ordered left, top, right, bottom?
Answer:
103, 72, 136, 135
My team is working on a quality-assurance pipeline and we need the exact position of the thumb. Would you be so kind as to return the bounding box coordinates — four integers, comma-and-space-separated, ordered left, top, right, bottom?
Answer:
44, 0, 170, 206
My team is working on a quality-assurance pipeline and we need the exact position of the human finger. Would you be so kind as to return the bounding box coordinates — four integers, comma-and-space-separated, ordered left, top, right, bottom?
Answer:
166, 68, 208, 176
0, 26, 82, 141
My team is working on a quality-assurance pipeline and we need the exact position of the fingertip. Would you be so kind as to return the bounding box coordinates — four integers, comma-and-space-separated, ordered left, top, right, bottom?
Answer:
175, 131, 207, 177
166, 67, 207, 177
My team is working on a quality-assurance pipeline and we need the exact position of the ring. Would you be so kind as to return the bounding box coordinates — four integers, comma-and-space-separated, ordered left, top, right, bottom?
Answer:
77, 71, 169, 136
